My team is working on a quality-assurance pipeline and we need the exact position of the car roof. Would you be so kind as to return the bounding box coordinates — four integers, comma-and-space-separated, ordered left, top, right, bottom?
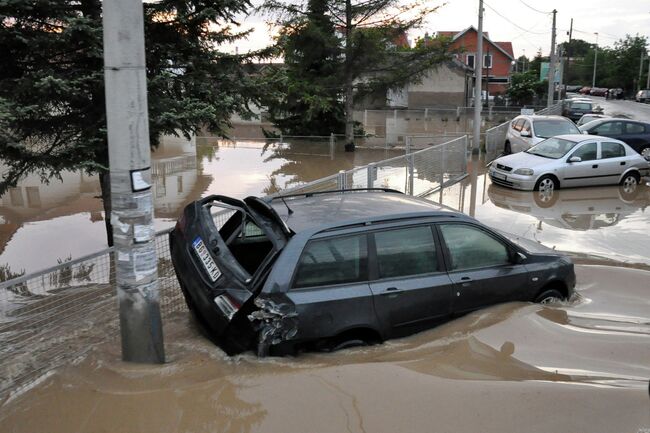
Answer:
515, 115, 569, 121
554, 133, 627, 144
269, 191, 460, 233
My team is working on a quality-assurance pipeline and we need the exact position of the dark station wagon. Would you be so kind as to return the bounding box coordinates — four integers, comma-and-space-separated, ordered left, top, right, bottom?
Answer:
170, 189, 576, 356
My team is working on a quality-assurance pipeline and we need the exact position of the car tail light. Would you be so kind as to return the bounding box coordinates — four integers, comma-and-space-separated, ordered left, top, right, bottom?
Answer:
214, 293, 241, 321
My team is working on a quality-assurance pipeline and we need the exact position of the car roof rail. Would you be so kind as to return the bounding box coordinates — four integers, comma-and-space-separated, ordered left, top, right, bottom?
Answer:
267, 188, 404, 201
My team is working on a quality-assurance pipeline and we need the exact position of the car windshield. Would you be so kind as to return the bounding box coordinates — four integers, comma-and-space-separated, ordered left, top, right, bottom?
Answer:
526, 137, 578, 159
533, 120, 580, 138
571, 102, 591, 110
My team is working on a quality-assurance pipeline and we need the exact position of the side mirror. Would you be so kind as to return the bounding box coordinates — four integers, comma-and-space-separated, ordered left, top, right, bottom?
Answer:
516, 252, 527, 263
520, 130, 532, 138
569, 156, 582, 163
582, 130, 589, 134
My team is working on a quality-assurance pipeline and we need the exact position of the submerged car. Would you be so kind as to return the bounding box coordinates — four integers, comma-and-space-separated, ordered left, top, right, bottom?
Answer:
562, 99, 601, 122
489, 134, 650, 191
170, 189, 576, 356
578, 119, 650, 158
504, 115, 580, 154
576, 113, 609, 127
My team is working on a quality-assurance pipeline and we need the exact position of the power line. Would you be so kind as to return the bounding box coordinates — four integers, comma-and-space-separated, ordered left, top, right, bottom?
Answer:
483, 1, 549, 36
519, 0, 552, 15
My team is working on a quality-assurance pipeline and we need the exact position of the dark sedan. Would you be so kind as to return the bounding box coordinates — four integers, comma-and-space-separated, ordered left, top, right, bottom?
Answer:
169, 189, 576, 356
579, 119, 650, 158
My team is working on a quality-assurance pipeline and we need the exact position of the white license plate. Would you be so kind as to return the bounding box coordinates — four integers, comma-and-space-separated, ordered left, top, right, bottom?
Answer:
192, 237, 221, 282
492, 171, 506, 180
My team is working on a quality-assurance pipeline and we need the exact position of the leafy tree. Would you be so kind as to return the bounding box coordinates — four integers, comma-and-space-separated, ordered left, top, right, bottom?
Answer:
507, 70, 538, 105
0, 0, 266, 245
261, 0, 451, 149
259, 0, 344, 136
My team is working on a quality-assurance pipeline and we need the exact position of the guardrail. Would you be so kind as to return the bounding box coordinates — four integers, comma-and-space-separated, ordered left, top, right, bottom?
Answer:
0, 135, 469, 399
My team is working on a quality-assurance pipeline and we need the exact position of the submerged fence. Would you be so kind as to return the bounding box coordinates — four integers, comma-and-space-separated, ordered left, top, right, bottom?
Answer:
484, 102, 563, 161
0, 135, 468, 399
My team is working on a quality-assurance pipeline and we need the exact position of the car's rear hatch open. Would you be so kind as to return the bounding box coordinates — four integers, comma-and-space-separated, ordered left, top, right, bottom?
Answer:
170, 195, 291, 346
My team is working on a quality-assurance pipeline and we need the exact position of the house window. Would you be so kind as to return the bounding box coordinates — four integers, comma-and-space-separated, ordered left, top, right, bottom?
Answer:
483, 54, 492, 69
466, 54, 475, 68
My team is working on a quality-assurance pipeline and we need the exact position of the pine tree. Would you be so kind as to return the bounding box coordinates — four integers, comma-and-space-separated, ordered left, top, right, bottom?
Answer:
262, 0, 450, 149
0, 0, 264, 244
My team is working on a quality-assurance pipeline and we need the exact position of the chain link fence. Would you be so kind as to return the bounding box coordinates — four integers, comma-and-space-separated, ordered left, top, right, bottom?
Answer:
0, 135, 469, 399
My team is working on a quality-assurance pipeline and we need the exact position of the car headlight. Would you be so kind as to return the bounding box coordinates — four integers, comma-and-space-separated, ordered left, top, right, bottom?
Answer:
514, 168, 534, 175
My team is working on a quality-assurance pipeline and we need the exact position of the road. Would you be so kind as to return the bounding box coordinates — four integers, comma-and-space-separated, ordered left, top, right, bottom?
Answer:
580, 95, 650, 121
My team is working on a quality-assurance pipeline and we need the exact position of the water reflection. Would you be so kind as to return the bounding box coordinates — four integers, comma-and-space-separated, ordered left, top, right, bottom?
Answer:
486, 183, 649, 231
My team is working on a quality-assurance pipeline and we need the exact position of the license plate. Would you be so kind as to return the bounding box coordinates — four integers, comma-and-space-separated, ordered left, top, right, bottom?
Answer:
192, 237, 221, 282
492, 171, 506, 180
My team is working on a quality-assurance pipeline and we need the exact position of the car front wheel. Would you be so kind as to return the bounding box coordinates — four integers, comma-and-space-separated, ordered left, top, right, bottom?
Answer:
534, 175, 558, 193
535, 289, 564, 304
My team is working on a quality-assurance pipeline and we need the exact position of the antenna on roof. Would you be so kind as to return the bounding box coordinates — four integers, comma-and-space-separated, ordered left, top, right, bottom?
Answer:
279, 194, 293, 215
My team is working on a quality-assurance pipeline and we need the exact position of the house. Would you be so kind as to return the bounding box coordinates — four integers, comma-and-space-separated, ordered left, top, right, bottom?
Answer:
437, 26, 515, 95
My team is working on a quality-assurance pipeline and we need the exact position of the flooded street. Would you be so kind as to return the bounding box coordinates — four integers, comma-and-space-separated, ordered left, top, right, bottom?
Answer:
2, 104, 650, 432
1, 264, 649, 433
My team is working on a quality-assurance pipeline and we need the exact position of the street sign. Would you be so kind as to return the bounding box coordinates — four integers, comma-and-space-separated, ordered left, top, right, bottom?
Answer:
520, 108, 535, 115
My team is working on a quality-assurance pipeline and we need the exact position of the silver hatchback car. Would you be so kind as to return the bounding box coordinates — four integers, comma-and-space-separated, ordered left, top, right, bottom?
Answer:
489, 134, 650, 191
504, 115, 580, 154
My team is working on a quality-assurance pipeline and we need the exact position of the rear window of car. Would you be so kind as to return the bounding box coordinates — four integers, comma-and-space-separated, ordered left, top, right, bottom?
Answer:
571, 102, 591, 110
601, 142, 626, 158
591, 121, 623, 135
533, 120, 580, 138
374, 226, 438, 279
293, 234, 368, 288
625, 122, 645, 134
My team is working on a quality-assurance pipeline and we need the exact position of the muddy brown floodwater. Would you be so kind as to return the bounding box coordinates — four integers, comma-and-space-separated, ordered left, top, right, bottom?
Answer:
1, 265, 649, 433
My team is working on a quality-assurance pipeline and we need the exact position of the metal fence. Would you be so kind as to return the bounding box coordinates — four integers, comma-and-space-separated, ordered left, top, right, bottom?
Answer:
484, 102, 563, 161
0, 135, 469, 399
277, 135, 468, 198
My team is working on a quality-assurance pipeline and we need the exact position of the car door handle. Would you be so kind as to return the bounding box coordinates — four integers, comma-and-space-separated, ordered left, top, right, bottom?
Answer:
381, 287, 401, 296
592, 164, 598, 168
620, 161, 626, 166
459, 276, 472, 287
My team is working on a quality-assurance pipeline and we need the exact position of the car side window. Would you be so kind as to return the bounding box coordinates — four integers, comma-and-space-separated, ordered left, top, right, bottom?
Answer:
625, 122, 645, 134
600, 142, 626, 159
293, 234, 367, 289
439, 224, 510, 271
570, 142, 597, 161
521, 120, 531, 134
592, 121, 623, 135
512, 119, 524, 131
374, 226, 438, 279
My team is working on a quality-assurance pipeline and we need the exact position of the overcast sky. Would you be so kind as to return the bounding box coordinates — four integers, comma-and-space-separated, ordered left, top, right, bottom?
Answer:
232, 0, 650, 58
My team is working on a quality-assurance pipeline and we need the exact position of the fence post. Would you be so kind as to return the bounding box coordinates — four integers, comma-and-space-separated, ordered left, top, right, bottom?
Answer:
393, 109, 397, 121
337, 170, 346, 190
424, 107, 429, 118
279, 132, 283, 143
463, 136, 469, 173
456, 106, 461, 121
440, 142, 447, 188
363, 109, 368, 128
405, 136, 411, 154
367, 163, 375, 188
407, 153, 415, 195
329, 133, 335, 160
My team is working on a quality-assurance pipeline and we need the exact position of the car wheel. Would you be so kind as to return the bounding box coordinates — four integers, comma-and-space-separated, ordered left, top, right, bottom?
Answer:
330, 339, 367, 352
533, 187, 558, 208
535, 289, 564, 304
534, 175, 558, 193
620, 172, 640, 191
504, 141, 512, 155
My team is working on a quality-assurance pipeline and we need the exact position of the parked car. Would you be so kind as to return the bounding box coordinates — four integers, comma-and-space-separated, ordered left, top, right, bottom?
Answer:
579, 86, 592, 95
636, 90, 650, 103
562, 99, 600, 121
169, 190, 576, 356
576, 113, 610, 127
578, 119, 650, 158
489, 134, 650, 191
589, 87, 608, 97
565, 85, 583, 93
607, 88, 624, 100
504, 115, 580, 154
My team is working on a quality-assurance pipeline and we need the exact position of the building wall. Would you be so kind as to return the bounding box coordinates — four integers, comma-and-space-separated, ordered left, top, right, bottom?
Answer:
450, 28, 512, 95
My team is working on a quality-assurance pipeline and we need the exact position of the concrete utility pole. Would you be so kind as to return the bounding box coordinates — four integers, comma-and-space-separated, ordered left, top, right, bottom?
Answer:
592, 32, 599, 88
103, 0, 165, 363
557, 47, 564, 98
646, 51, 650, 89
473, 0, 484, 152
639, 51, 646, 92
565, 18, 573, 93
547, 9, 557, 108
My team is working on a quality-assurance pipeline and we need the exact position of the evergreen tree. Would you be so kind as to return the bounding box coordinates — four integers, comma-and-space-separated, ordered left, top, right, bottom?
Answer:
262, 0, 450, 149
0, 0, 264, 244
